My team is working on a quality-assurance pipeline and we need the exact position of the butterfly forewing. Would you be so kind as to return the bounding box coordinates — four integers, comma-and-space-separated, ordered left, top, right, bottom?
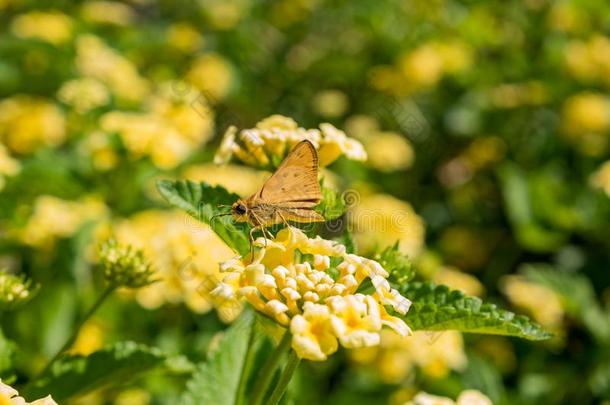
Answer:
256, 140, 321, 204
246, 140, 325, 226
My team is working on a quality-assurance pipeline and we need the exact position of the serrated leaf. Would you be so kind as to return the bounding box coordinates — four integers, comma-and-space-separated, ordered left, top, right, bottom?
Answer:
181, 310, 255, 405
24, 341, 167, 401
375, 243, 414, 287
399, 282, 551, 340
157, 180, 250, 255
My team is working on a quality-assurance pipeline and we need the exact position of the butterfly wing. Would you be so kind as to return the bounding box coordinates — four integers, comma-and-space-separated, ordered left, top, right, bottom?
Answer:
247, 140, 324, 224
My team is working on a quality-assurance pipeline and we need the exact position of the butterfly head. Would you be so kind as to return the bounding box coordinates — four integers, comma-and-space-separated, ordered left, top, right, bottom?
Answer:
231, 200, 249, 222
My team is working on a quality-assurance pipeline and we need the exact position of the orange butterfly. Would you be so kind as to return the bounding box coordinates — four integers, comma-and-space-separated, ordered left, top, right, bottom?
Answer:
229, 140, 325, 248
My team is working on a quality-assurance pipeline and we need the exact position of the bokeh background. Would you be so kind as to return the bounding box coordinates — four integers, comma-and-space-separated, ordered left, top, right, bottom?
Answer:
2, 0, 610, 404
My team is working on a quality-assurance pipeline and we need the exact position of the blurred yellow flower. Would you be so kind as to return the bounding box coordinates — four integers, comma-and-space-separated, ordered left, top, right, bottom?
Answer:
57, 78, 110, 113
100, 82, 214, 169
76, 35, 150, 103
69, 320, 105, 356
561, 92, 610, 155
201, 0, 249, 30
78, 131, 119, 171
0, 144, 20, 191
0, 379, 57, 405
0, 96, 66, 154
186, 53, 233, 101
114, 388, 151, 405
10, 11, 72, 45
20, 195, 109, 249
167, 23, 204, 53
487, 81, 548, 109
350, 330, 467, 383
215, 115, 366, 168
404, 390, 492, 405
433, 266, 484, 297
590, 160, 610, 198
112, 210, 236, 317
203, 227, 411, 361
312, 89, 349, 118
564, 35, 610, 87
350, 193, 425, 258
81, 1, 135, 26
364, 132, 414, 172
501, 275, 563, 331
181, 163, 267, 197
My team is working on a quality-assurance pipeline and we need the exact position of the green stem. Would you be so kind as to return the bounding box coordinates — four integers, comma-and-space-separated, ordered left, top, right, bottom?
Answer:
266, 350, 300, 405
248, 331, 292, 405
36, 284, 116, 378
235, 324, 258, 405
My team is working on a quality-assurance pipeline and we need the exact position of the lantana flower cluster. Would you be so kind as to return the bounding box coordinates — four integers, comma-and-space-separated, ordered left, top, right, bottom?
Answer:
214, 114, 367, 168
0, 379, 56, 405
207, 227, 412, 361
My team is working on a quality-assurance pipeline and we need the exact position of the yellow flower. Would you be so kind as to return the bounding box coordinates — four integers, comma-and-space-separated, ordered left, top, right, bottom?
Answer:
0, 96, 66, 154
404, 390, 492, 405
181, 163, 268, 197
81, 1, 135, 26
112, 211, 236, 318
201, 0, 248, 30
350, 330, 467, 383
0, 144, 20, 191
350, 193, 425, 258
186, 53, 233, 101
69, 320, 105, 356
215, 115, 366, 168
78, 131, 119, 171
312, 90, 349, 118
20, 195, 109, 249
204, 227, 411, 361
561, 92, 610, 155
290, 302, 339, 361
10, 11, 72, 45
0, 379, 57, 405
57, 78, 110, 113
433, 266, 484, 297
501, 275, 563, 331
364, 132, 414, 172
76, 35, 150, 103
167, 23, 204, 53
590, 160, 610, 198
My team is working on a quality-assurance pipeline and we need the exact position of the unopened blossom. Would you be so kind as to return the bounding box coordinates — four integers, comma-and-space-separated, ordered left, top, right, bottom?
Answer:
0, 271, 38, 311
98, 239, 156, 289
203, 227, 411, 361
214, 115, 367, 169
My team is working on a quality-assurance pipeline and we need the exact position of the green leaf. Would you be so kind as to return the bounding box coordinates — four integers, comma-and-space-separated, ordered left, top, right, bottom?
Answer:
399, 282, 551, 340
315, 186, 346, 221
375, 243, 414, 287
0, 329, 15, 377
157, 180, 250, 255
181, 310, 255, 405
24, 341, 167, 401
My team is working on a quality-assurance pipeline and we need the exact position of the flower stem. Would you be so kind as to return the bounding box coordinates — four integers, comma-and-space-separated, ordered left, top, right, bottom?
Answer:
236, 324, 258, 405
248, 330, 292, 405
266, 349, 300, 405
36, 284, 117, 378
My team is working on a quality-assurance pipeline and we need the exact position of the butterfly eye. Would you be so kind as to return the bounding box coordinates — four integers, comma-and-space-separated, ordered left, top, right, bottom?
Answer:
234, 203, 247, 215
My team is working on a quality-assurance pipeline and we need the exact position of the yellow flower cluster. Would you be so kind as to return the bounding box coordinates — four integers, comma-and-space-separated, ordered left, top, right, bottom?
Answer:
561, 92, 610, 155
20, 195, 109, 249
76, 35, 150, 103
57, 77, 110, 113
10, 11, 73, 45
0, 96, 66, 155
81, 1, 135, 26
182, 163, 267, 197
564, 35, 610, 87
206, 227, 411, 361
214, 115, 367, 168
590, 160, 610, 198
371, 41, 472, 96
112, 210, 235, 315
404, 390, 491, 405
0, 379, 57, 405
0, 144, 21, 191
501, 275, 563, 331
99, 82, 214, 169
350, 193, 425, 258
186, 53, 234, 101
350, 330, 467, 383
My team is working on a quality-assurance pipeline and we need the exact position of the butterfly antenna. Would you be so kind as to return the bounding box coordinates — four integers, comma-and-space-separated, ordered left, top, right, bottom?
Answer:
210, 212, 232, 227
